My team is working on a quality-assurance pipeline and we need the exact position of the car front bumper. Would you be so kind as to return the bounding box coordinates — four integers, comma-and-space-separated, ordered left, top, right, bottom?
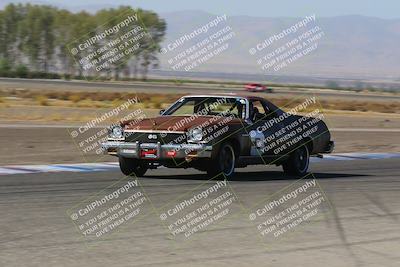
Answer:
101, 141, 213, 160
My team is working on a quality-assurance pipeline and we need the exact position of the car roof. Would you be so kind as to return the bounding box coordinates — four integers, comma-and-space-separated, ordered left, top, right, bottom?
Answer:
181, 93, 265, 101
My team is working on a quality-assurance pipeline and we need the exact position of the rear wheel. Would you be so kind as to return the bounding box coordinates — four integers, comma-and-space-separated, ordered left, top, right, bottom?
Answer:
207, 143, 236, 179
119, 157, 148, 177
282, 145, 309, 176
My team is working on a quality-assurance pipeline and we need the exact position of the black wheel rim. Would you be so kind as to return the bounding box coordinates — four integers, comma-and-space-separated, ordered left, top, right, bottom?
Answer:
296, 146, 309, 173
219, 145, 234, 176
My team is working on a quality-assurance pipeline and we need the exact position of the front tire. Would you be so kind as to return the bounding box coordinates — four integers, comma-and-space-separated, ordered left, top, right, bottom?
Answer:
207, 142, 236, 179
282, 145, 309, 176
119, 157, 148, 177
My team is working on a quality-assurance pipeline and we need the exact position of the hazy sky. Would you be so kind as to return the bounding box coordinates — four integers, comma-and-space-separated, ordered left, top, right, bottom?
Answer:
1, 0, 399, 19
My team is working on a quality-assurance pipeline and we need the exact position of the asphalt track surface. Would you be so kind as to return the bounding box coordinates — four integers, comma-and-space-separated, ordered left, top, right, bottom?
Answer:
1, 77, 399, 102
1, 158, 399, 267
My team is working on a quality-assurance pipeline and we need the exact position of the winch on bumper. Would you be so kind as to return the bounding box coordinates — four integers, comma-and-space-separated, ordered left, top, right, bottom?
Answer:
101, 141, 213, 160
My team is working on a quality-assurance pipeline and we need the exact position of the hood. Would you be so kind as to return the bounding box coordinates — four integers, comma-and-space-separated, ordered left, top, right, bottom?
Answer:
121, 115, 242, 131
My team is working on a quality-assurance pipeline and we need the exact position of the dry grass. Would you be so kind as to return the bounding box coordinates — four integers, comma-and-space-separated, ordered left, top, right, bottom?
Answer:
68, 94, 81, 103
317, 99, 399, 114
35, 95, 49, 106
0, 88, 399, 114
1, 89, 181, 107
270, 97, 399, 114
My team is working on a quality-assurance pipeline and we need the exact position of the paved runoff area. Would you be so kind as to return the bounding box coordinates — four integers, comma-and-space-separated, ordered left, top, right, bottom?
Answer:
0, 157, 400, 267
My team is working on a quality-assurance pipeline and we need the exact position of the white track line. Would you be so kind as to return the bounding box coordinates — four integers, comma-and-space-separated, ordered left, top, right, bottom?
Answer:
331, 128, 400, 132
0, 153, 399, 176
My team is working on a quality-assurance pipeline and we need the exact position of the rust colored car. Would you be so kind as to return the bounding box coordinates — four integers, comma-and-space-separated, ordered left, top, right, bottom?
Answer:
102, 94, 334, 178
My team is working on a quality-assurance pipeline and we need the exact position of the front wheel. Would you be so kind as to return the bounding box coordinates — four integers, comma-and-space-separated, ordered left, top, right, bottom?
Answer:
207, 142, 236, 179
282, 145, 310, 176
119, 157, 148, 177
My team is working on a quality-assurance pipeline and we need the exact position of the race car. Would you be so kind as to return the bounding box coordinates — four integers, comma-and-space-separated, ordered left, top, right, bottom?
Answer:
102, 94, 334, 178
244, 83, 273, 93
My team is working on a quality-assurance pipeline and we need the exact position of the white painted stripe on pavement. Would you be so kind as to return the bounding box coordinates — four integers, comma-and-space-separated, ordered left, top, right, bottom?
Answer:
0, 162, 118, 176
0, 167, 32, 174
331, 128, 400, 132
0, 153, 399, 176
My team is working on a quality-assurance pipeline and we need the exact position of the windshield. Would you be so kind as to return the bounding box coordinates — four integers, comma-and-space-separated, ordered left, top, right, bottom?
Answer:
163, 97, 247, 119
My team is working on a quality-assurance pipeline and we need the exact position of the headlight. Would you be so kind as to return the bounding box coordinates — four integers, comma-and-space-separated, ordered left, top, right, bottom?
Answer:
188, 127, 203, 142
109, 125, 124, 139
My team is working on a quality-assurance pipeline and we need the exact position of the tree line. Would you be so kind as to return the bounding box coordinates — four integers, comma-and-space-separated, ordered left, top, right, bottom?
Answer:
0, 4, 166, 80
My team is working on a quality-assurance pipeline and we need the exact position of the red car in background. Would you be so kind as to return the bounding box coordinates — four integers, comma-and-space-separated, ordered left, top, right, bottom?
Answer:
244, 83, 273, 93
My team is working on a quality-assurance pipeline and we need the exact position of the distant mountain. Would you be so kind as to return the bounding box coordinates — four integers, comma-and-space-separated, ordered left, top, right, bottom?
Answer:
158, 11, 400, 79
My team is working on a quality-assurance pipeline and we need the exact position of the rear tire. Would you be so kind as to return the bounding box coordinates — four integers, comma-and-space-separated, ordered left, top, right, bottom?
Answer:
119, 157, 148, 177
207, 142, 236, 179
282, 145, 309, 176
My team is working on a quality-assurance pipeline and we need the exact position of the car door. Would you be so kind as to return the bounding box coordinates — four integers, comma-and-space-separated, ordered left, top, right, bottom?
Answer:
261, 100, 305, 156
247, 100, 286, 157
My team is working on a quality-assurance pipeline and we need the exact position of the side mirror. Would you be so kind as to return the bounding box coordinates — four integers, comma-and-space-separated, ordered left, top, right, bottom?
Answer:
159, 109, 165, 115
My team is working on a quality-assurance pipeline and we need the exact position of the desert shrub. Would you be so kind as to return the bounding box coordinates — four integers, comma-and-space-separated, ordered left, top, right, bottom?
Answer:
35, 95, 49, 106
68, 94, 82, 103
